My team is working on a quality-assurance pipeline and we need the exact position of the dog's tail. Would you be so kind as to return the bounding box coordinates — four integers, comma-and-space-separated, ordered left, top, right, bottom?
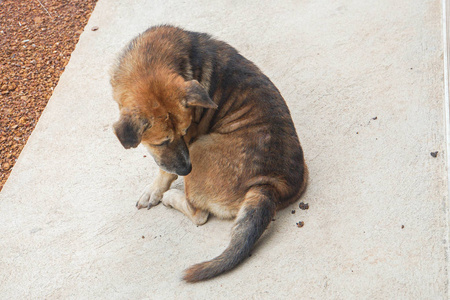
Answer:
183, 186, 276, 283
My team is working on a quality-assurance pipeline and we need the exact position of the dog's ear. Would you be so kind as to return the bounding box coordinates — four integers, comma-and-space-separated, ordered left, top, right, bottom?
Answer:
113, 112, 149, 149
184, 80, 218, 109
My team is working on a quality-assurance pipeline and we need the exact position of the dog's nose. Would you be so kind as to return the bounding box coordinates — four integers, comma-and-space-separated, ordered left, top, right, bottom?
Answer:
122, 141, 139, 149
177, 163, 192, 176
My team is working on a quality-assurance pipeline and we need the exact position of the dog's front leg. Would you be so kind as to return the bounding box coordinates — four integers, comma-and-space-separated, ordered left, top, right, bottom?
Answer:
137, 169, 178, 209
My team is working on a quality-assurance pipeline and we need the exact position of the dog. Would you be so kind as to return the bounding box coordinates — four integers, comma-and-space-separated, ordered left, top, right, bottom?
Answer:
110, 25, 308, 282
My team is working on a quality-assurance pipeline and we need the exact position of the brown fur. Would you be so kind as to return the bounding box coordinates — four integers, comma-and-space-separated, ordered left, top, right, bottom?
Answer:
111, 25, 307, 282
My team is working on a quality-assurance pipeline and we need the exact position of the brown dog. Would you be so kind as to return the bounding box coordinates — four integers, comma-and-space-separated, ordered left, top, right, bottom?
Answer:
110, 25, 307, 282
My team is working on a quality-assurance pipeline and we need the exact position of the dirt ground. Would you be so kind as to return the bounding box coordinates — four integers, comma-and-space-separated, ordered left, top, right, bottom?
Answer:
0, 0, 97, 191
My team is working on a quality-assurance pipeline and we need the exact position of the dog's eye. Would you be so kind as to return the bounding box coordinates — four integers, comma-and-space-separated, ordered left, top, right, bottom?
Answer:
153, 139, 170, 147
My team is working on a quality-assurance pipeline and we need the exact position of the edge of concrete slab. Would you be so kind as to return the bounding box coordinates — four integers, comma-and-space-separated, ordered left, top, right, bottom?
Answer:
443, 0, 450, 297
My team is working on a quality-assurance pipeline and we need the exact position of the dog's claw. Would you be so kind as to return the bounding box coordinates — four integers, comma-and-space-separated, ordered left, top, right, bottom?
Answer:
136, 200, 149, 210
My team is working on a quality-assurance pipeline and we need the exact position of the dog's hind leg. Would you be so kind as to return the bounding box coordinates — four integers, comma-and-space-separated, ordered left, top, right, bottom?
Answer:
162, 189, 209, 225
137, 169, 178, 209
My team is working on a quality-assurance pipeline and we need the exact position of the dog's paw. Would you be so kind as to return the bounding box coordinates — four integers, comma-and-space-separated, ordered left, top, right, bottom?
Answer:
136, 185, 163, 210
161, 190, 175, 208
162, 189, 187, 208
161, 189, 185, 209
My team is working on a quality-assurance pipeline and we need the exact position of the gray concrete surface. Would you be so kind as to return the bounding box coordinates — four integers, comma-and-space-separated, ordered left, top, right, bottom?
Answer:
0, 0, 448, 298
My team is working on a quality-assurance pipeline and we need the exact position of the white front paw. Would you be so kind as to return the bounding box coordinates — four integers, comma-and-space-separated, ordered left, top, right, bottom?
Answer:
161, 189, 185, 208
136, 184, 163, 209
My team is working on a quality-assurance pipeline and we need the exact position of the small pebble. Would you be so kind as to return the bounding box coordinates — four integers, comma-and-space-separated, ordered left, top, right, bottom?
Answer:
299, 202, 309, 210
141, 235, 145, 239
91, 26, 99, 31
430, 151, 438, 158
291, 210, 295, 214
296, 221, 304, 228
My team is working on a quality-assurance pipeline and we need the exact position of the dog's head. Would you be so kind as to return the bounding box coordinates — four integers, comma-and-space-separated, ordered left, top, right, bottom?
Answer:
111, 72, 217, 176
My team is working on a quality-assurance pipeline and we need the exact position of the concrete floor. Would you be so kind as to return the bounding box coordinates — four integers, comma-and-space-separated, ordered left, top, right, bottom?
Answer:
0, 0, 448, 298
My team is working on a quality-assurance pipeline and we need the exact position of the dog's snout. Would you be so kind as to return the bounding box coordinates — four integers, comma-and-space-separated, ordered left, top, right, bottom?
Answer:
177, 163, 192, 176
151, 138, 191, 176
121, 140, 139, 149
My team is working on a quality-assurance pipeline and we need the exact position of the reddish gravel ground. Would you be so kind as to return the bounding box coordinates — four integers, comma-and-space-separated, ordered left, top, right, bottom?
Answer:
0, 0, 97, 191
